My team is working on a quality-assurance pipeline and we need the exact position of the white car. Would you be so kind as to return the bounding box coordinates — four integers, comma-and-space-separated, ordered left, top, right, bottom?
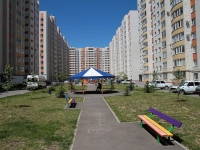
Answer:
121, 80, 135, 84
64, 80, 69, 84
177, 81, 200, 94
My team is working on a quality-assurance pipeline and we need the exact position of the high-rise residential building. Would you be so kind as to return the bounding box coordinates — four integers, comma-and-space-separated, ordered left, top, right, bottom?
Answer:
0, 0, 39, 79
69, 47, 79, 76
109, 10, 140, 80
39, 11, 69, 81
68, 47, 110, 75
24, 0, 39, 75
138, 0, 200, 82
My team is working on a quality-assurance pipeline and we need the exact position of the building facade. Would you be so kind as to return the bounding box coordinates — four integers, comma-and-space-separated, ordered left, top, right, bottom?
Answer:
109, 10, 140, 81
138, 0, 200, 82
39, 11, 69, 81
68, 47, 110, 75
0, 0, 39, 79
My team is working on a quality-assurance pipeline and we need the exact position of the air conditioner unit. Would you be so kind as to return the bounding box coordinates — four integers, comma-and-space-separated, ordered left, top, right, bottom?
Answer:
186, 21, 190, 28
186, 34, 190, 41
167, 11, 170, 16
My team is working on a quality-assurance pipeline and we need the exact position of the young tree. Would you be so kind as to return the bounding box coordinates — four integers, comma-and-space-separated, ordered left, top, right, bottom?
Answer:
56, 73, 68, 98
171, 69, 185, 100
1, 65, 14, 101
152, 70, 159, 82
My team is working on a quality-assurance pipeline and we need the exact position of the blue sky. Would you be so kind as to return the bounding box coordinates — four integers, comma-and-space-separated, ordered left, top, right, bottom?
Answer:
40, 0, 138, 48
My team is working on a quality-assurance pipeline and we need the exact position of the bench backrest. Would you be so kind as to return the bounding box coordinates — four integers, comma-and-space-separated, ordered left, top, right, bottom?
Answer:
149, 107, 182, 128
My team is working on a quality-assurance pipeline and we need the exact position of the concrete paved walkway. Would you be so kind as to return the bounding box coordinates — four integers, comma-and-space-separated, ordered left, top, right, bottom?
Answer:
69, 84, 187, 150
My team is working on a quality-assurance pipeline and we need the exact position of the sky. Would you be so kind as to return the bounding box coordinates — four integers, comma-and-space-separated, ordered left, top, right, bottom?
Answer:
40, 0, 138, 48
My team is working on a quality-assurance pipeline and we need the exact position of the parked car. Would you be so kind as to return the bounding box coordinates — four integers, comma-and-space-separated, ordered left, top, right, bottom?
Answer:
64, 80, 69, 84
121, 80, 135, 84
52, 80, 59, 86
177, 80, 200, 95
149, 80, 172, 90
195, 85, 200, 96
169, 85, 178, 93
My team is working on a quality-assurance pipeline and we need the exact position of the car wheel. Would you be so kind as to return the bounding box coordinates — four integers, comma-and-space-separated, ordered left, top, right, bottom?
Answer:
165, 86, 169, 90
179, 90, 185, 95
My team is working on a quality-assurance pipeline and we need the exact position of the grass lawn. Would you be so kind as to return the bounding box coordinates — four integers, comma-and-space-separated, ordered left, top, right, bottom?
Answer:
0, 88, 83, 150
104, 87, 200, 150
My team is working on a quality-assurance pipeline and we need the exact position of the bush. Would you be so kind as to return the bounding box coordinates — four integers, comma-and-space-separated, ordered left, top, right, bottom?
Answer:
143, 81, 155, 93
124, 85, 130, 96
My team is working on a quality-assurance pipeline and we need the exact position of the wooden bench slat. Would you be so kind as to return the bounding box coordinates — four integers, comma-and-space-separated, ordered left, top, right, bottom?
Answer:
138, 115, 167, 137
149, 107, 182, 128
143, 116, 173, 137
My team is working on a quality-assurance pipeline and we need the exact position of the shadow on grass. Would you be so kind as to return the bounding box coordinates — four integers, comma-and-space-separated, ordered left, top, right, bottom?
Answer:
29, 96, 46, 99
142, 124, 176, 146
176, 99, 188, 102
13, 105, 31, 108
73, 90, 120, 94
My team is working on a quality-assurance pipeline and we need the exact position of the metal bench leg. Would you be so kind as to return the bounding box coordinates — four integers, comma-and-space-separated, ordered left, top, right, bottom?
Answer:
157, 135, 160, 143
140, 120, 143, 128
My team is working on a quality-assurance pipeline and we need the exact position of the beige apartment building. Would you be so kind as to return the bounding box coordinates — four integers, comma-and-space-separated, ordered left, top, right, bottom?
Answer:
0, 0, 39, 79
69, 47, 110, 75
138, 0, 200, 82
109, 10, 140, 81
39, 11, 69, 81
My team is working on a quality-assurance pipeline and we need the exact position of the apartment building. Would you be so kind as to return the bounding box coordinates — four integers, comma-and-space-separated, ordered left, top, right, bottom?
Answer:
138, 0, 200, 82
68, 47, 110, 75
109, 10, 140, 80
0, 0, 39, 79
24, 0, 39, 75
39, 11, 69, 81
69, 47, 79, 76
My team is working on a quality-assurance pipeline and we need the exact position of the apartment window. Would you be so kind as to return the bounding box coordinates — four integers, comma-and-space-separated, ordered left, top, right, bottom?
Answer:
154, 23, 156, 28
161, 20, 166, 28
161, 1, 165, 8
194, 73, 198, 80
157, 11, 159, 17
155, 40, 157, 45
158, 38, 160, 44
163, 52, 167, 58
158, 29, 160, 35
172, 19, 183, 31
192, 18, 196, 26
157, 2, 159, 8
155, 58, 157, 62
172, 32, 184, 43
159, 66, 162, 71
25, 23, 29, 26
40, 24, 43, 26
172, 46, 185, 55
191, 32, 196, 39
191, 5, 195, 13
159, 57, 161, 62
171, 7, 183, 19
173, 58, 185, 67
171, 0, 182, 8
155, 49, 157, 54
158, 20, 160, 26
161, 11, 165, 18
154, 32, 157, 37
192, 46, 197, 53
162, 30, 166, 38
25, 54, 28, 57
193, 60, 198, 67
162, 41, 166, 48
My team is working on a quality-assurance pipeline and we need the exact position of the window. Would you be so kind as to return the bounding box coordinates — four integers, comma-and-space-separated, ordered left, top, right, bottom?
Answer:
172, 20, 183, 31
161, 11, 165, 18
163, 62, 167, 68
162, 41, 166, 48
191, 5, 195, 13
171, 0, 182, 8
158, 20, 160, 26
171, 7, 183, 20
163, 52, 167, 58
159, 66, 162, 71
161, 20, 165, 28
157, 11, 159, 17
162, 30, 166, 38
194, 73, 198, 80
192, 46, 197, 53
173, 58, 185, 67
172, 32, 184, 43
191, 32, 196, 39
158, 38, 160, 44
161, 1, 165, 8
192, 18, 196, 26
172, 46, 185, 55
159, 57, 161, 62
157, 2, 159, 8
193, 60, 198, 67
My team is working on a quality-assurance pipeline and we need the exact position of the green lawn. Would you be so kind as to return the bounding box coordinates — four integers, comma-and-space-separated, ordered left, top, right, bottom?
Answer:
0, 89, 83, 150
104, 88, 200, 150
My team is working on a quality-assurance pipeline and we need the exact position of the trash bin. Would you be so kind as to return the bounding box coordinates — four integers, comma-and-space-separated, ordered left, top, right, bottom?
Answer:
48, 89, 51, 94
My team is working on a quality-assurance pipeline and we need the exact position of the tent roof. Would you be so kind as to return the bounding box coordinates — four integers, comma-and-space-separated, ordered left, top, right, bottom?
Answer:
69, 68, 115, 79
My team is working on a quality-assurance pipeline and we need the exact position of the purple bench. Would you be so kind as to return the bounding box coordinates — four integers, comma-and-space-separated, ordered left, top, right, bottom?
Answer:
138, 107, 182, 143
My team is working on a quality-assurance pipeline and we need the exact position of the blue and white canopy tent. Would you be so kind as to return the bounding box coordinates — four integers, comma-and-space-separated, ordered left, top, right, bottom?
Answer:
69, 68, 115, 94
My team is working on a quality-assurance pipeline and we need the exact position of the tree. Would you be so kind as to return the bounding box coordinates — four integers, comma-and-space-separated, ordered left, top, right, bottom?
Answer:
152, 70, 159, 81
56, 73, 68, 98
171, 69, 185, 100
1, 65, 14, 101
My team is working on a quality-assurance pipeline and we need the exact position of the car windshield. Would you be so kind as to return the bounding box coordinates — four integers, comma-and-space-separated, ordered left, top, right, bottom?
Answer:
179, 81, 188, 86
